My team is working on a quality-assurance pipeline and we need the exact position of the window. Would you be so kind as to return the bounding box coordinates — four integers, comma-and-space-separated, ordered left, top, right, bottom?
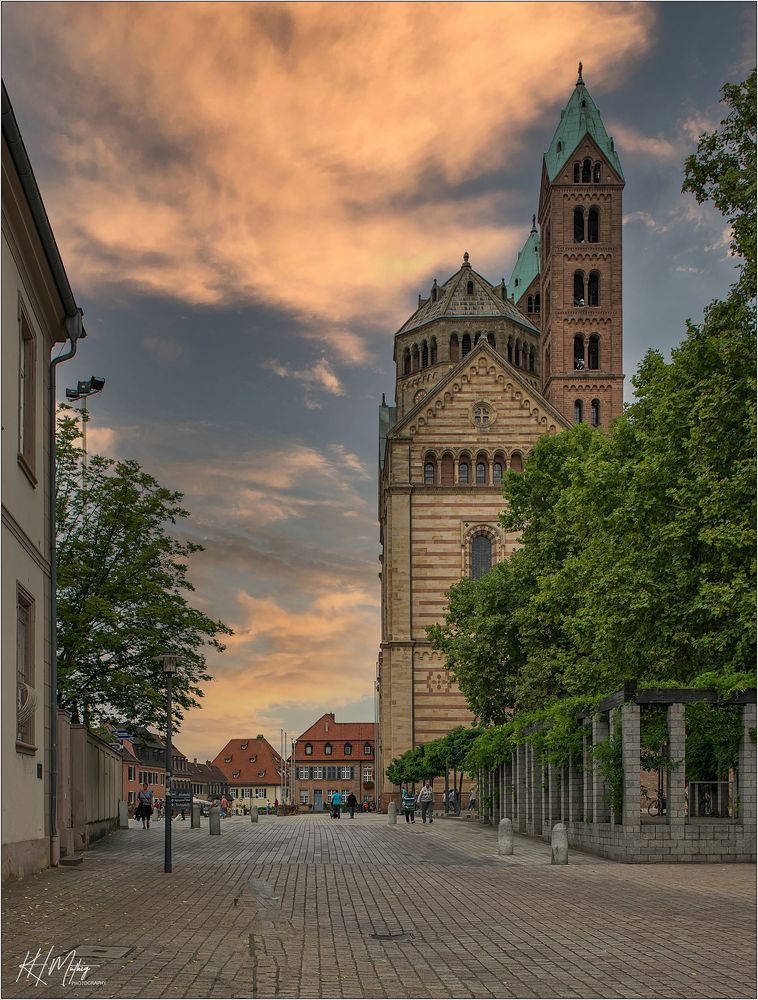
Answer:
466, 280, 474, 295
582, 158, 591, 182
240, 742, 248, 750
412, 344, 420, 372
527, 296, 533, 313
340, 766, 353, 779
591, 399, 600, 427
128, 791, 135, 804
476, 462, 486, 485
588, 271, 599, 307
424, 462, 435, 485
459, 462, 470, 485
248, 755, 257, 763
344, 742, 352, 755
588, 335, 599, 370
510, 452, 523, 473
493, 461, 503, 484
473, 405, 490, 426
342, 789, 351, 799
574, 335, 585, 370
18, 311, 36, 477
304, 743, 313, 755
363, 744, 372, 755
232, 770, 240, 779
514, 343, 520, 367
574, 399, 583, 422
312, 766, 323, 779
160, 774, 164, 784
507, 340, 513, 364
449, 334, 459, 362
441, 454, 454, 486
461, 333, 471, 356
529, 350, 535, 373
430, 338, 438, 364
487, 333, 495, 347
403, 348, 411, 375
300, 790, 309, 804
16, 587, 34, 746
297, 766, 310, 779
128, 766, 135, 781
474, 332, 481, 346
421, 341, 429, 368
588, 206, 599, 243
255, 788, 266, 799
534, 293, 540, 313
324, 742, 332, 755
224, 755, 232, 763
573, 162, 580, 182
431, 284, 438, 302
574, 207, 584, 243
593, 162, 601, 183
574, 272, 585, 306
471, 535, 492, 580
363, 766, 373, 783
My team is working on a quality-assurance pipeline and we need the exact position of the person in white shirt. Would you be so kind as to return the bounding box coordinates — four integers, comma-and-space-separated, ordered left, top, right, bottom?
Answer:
416, 781, 434, 824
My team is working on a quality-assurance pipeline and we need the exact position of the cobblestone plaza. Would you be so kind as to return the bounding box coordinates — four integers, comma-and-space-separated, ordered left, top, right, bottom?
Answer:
2, 814, 754, 999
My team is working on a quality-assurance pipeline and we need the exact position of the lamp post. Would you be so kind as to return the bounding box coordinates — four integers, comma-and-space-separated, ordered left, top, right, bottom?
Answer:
64, 376, 105, 467
161, 652, 178, 873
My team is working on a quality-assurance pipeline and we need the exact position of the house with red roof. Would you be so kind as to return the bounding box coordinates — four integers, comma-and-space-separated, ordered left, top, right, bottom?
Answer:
292, 714, 375, 811
212, 735, 283, 814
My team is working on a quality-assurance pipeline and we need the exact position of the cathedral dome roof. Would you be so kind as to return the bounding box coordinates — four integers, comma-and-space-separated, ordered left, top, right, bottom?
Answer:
396, 252, 538, 337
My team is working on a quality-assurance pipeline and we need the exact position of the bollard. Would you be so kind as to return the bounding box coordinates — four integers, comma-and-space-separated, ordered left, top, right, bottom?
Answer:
209, 805, 221, 836
497, 817, 514, 855
551, 822, 569, 865
191, 803, 200, 828
387, 801, 397, 825
250, 807, 258, 824
118, 801, 129, 829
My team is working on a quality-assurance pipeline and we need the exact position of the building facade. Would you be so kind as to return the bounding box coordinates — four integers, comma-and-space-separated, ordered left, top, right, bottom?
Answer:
212, 735, 283, 813
2, 82, 86, 881
376, 68, 624, 809
293, 714, 375, 810
186, 760, 229, 803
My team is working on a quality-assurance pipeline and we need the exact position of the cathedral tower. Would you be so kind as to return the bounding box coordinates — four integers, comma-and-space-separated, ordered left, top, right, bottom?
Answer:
537, 64, 625, 429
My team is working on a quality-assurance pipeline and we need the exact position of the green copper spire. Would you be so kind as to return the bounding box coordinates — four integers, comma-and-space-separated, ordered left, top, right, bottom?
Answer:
543, 65, 624, 182
508, 215, 540, 298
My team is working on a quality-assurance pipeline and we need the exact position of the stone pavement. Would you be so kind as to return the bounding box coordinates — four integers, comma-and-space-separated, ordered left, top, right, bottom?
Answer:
2, 813, 754, 999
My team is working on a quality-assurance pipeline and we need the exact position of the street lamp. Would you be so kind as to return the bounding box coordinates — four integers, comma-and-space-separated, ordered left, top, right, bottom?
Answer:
65, 376, 105, 464
161, 652, 179, 874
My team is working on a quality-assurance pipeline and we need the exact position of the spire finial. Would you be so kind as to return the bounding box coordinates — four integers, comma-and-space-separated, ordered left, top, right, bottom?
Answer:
531, 214, 537, 232
463, 251, 470, 266
577, 61, 584, 85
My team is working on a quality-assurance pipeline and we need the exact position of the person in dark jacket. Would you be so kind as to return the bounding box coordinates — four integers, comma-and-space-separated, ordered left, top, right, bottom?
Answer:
346, 792, 358, 818
401, 788, 416, 823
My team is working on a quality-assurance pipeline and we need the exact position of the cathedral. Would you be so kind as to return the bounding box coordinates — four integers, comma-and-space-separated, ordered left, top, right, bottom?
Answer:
376, 67, 625, 808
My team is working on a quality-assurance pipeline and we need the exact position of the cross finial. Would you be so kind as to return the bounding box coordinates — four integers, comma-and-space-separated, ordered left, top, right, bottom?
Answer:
577, 61, 584, 85
463, 251, 469, 263
531, 214, 537, 232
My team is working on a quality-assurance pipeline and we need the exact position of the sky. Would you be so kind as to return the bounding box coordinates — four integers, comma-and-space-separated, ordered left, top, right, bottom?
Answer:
2, 2, 754, 762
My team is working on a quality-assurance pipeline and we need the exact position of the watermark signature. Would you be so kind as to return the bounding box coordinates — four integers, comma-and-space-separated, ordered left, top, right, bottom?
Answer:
16, 946, 105, 987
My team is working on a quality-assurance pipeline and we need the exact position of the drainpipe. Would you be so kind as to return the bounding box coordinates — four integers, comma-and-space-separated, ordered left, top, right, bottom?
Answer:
49, 309, 85, 865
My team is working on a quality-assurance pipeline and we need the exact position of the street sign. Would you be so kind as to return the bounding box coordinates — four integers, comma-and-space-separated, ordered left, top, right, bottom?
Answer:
170, 789, 192, 811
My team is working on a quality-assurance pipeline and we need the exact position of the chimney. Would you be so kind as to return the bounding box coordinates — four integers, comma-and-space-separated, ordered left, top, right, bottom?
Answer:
193, 757, 197, 764
257, 734, 263, 741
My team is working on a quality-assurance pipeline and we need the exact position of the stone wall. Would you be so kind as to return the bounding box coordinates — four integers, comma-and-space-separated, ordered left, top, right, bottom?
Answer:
57, 713, 121, 856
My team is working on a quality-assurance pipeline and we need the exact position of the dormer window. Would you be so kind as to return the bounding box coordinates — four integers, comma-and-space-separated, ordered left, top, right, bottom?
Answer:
364, 744, 372, 755
257, 769, 266, 778
344, 742, 352, 755
466, 280, 474, 295
232, 770, 240, 779
224, 756, 232, 763
304, 743, 313, 756
324, 742, 333, 755
240, 742, 248, 750
248, 755, 257, 763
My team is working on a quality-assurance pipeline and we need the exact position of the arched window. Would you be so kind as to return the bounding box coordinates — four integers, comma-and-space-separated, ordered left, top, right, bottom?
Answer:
412, 344, 420, 371
557, 141, 563, 153
471, 534, 492, 580
487, 332, 495, 347
545, 283, 551, 324
591, 398, 600, 427
574, 207, 584, 243
450, 334, 459, 362
544, 345, 551, 377
344, 743, 352, 755
582, 158, 591, 182
462, 333, 471, 356
574, 399, 583, 422
441, 454, 454, 486
588, 206, 599, 243
527, 296, 534, 313
529, 349, 535, 373
588, 271, 599, 306
514, 342, 521, 367
510, 452, 523, 473
593, 162, 601, 183
421, 340, 429, 368
493, 461, 503, 485
430, 337, 438, 364
403, 348, 411, 375
534, 293, 541, 313
304, 743, 313, 756
476, 459, 487, 485
431, 284, 438, 302
573, 271, 585, 306
507, 339, 513, 364
588, 334, 599, 370
466, 280, 474, 295
459, 461, 470, 485
324, 742, 332, 755
424, 462, 435, 485
574, 335, 585, 370
573, 162, 580, 182
474, 332, 481, 345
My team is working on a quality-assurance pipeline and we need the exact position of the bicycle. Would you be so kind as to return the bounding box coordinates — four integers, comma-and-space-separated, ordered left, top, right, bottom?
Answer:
647, 791, 667, 816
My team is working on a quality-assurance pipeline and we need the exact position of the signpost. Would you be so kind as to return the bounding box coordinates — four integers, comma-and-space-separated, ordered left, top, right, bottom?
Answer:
171, 789, 192, 812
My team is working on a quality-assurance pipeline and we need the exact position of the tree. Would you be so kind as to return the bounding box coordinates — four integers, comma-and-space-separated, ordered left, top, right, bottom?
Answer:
55, 411, 232, 729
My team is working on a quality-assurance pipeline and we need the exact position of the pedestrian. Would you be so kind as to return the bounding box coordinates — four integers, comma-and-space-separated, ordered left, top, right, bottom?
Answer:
401, 787, 416, 824
220, 795, 228, 818
274, 798, 279, 814
468, 788, 477, 812
137, 783, 154, 829
417, 781, 434, 824
331, 790, 342, 819
450, 787, 459, 814
346, 791, 358, 818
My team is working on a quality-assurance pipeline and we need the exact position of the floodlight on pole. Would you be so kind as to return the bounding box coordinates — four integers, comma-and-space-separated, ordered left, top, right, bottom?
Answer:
161, 651, 180, 873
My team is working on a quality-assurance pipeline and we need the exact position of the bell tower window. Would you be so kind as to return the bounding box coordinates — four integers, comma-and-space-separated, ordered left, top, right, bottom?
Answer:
573, 207, 584, 243
588, 206, 599, 243
471, 534, 492, 580
574, 335, 585, 370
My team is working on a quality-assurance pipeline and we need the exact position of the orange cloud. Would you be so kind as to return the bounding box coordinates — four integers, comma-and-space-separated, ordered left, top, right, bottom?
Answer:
11, 3, 656, 330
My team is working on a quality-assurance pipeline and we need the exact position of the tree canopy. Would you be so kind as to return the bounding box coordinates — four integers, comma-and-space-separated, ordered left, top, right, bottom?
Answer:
56, 412, 232, 729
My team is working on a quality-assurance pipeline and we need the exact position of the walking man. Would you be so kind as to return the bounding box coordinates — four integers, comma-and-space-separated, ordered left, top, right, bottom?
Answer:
401, 787, 416, 824
331, 790, 342, 819
346, 791, 358, 818
417, 781, 434, 824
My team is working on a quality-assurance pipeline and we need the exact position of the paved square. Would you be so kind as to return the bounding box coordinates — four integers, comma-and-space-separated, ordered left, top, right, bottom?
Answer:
2, 814, 754, 998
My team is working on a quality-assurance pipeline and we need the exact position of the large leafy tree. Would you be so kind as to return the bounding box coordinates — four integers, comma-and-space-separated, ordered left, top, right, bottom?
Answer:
56, 412, 232, 728
429, 71, 756, 722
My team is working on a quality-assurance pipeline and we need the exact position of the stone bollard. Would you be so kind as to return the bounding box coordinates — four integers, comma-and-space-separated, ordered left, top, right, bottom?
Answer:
118, 801, 129, 829
387, 801, 397, 825
497, 817, 514, 855
551, 822, 569, 865
250, 807, 258, 823
191, 803, 200, 828
209, 805, 221, 836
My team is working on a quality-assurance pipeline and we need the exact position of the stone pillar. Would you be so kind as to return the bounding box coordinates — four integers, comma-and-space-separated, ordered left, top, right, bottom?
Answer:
250, 805, 259, 823
582, 728, 592, 822
57, 711, 74, 857
551, 822, 568, 865
621, 704, 641, 830
503, 759, 512, 820
191, 803, 201, 828
514, 747, 522, 831
666, 704, 686, 829
738, 704, 757, 825
592, 713, 610, 824
559, 766, 569, 822
530, 745, 542, 836
387, 801, 397, 824
117, 801, 129, 829
498, 817, 514, 855
568, 756, 583, 823
547, 765, 561, 830
209, 805, 221, 835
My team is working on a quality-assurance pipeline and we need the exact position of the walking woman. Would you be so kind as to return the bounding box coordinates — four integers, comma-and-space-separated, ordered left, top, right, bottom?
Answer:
137, 783, 154, 829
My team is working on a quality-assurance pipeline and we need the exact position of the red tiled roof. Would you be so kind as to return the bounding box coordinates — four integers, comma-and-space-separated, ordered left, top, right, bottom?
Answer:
297, 714, 375, 743
212, 736, 282, 786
